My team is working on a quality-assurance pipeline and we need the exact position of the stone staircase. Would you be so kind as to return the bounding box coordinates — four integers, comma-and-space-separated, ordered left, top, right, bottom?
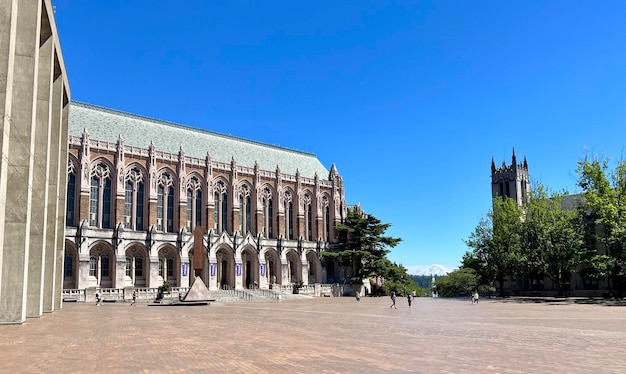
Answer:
210, 288, 314, 303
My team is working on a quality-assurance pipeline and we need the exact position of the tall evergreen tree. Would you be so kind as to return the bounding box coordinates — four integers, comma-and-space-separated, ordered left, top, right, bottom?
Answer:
322, 208, 402, 285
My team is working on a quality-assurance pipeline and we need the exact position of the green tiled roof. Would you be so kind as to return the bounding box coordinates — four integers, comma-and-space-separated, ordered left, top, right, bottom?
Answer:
69, 102, 330, 179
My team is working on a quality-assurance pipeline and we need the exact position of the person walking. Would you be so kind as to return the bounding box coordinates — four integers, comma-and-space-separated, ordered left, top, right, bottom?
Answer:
95, 290, 102, 306
355, 290, 361, 303
390, 292, 397, 309
131, 290, 137, 306
474, 290, 479, 304
407, 294, 412, 307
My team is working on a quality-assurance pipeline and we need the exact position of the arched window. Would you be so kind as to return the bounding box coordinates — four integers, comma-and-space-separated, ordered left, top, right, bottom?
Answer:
158, 248, 177, 286
157, 172, 175, 232
89, 247, 111, 286
124, 167, 145, 231
321, 195, 330, 241
66, 161, 76, 227
125, 258, 132, 277
284, 190, 294, 240
303, 193, 312, 241
89, 257, 97, 277
239, 184, 251, 234
64, 255, 73, 278
125, 248, 146, 286
186, 176, 202, 231
89, 163, 112, 228
262, 186, 273, 238
214, 180, 228, 233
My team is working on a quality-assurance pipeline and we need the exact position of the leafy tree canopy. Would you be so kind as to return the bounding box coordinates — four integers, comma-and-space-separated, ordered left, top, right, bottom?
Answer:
464, 197, 523, 296
576, 154, 626, 296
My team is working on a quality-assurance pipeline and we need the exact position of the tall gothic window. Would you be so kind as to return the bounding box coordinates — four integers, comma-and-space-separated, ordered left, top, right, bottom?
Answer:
157, 172, 175, 232
186, 176, 202, 231
239, 184, 251, 234
322, 195, 330, 241
214, 180, 228, 233
261, 187, 273, 238
284, 190, 294, 240
303, 193, 312, 241
66, 161, 76, 227
124, 167, 145, 231
89, 163, 112, 228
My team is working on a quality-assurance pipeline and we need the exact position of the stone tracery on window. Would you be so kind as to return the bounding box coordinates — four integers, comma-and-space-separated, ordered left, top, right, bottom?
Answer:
321, 194, 330, 242
303, 192, 313, 241
213, 179, 228, 233
239, 183, 251, 235
261, 186, 273, 238
124, 167, 145, 230
283, 189, 294, 240
186, 175, 203, 231
89, 162, 112, 228
157, 171, 175, 232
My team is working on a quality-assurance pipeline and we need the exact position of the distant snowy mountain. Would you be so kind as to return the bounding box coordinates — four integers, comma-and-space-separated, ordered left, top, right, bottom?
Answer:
410, 264, 453, 276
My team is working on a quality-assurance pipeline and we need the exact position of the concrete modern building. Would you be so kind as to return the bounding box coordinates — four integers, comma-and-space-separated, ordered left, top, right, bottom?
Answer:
0, 0, 70, 324
63, 102, 347, 296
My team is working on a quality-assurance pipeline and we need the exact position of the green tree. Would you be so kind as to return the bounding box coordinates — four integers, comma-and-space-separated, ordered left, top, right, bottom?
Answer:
464, 197, 523, 296
379, 260, 425, 296
322, 208, 402, 286
433, 268, 479, 297
460, 250, 491, 289
521, 184, 585, 295
410, 274, 436, 289
576, 155, 626, 297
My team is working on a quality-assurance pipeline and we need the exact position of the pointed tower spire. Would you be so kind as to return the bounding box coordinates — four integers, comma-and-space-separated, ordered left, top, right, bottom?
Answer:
512, 147, 517, 165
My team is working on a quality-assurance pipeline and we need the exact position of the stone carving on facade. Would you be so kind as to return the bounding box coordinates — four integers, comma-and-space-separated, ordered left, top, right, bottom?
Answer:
77, 219, 88, 246
229, 156, 238, 187
115, 222, 124, 251
148, 225, 157, 251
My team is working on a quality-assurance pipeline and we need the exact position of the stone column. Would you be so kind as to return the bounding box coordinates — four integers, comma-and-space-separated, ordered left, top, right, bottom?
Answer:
234, 258, 243, 290
53, 96, 69, 309
0, 0, 41, 324
301, 261, 309, 285
258, 260, 267, 289
43, 56, 61, 313
27, 21, 54, 317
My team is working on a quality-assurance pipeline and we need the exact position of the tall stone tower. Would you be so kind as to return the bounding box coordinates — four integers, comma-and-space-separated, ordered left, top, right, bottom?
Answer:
491, 148, 530, 207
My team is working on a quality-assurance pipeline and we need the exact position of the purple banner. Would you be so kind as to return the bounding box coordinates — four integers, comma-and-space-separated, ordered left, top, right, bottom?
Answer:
210, 263, 216, 277
236, 263, 242, 277
260, 264, 266, 277
182, 263, 189, 277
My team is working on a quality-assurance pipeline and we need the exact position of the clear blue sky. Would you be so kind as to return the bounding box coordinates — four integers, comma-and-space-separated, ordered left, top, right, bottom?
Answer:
54, 1, 626, 273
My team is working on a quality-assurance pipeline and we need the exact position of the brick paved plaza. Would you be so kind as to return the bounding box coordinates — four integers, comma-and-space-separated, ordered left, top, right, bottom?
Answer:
1, 296, 625, 373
